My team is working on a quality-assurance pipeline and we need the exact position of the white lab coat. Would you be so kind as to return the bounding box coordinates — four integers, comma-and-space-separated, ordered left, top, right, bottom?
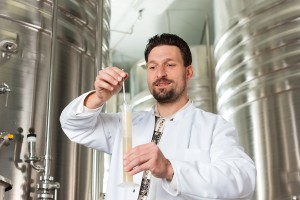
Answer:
60, 92, 256, 200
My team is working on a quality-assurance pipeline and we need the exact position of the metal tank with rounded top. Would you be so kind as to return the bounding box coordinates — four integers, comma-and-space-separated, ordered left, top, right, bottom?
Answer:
214, 0, 300, 199
0, 0, 110, 199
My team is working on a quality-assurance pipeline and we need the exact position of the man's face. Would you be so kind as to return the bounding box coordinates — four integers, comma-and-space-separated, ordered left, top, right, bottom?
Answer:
147, 45, 192, 103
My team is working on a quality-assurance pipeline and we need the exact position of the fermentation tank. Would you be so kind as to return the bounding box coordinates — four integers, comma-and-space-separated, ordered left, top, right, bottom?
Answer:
0, 0, 110, 199
0, 175, 12, 199
214, 0, 300, 199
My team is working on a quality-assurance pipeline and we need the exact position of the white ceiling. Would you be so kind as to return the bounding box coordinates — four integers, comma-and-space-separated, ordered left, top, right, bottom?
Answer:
109, 0, 214, 70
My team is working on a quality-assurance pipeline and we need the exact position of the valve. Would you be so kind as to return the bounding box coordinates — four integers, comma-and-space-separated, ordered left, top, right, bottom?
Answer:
0, 40, 18, 54
0, 132, 14, 140
0, 132, 14, 149
25, 128, 44, 172
0, 83, 11, 107
0, 83, 11, 94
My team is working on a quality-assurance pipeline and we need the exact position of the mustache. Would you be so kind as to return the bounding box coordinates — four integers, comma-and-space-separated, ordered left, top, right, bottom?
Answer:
153, 78, 173, 86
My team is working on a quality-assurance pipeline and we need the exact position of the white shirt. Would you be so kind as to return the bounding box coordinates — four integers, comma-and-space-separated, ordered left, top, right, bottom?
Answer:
60, 92, 256, 200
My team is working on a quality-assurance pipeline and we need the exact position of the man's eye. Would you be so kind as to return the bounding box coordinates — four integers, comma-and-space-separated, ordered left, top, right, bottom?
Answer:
167, 64, 175, 67
148, 66, 155, 70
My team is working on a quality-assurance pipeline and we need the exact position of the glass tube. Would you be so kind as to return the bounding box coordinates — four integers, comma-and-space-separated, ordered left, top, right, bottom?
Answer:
119, 102, 139, 188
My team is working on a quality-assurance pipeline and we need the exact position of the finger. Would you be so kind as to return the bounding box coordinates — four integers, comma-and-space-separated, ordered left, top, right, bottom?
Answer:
124, 147, 149, 169
97, 68, 128, 92
124, 153, 150, 172
95, 78, 114, 91
109, 66, 128, 79
100, 67, 128, 82
124, 143, 158, 173
124, 143, 154, 162
98, 71, 120, 87
125, 142, 156, 157
127, 162, 150, 175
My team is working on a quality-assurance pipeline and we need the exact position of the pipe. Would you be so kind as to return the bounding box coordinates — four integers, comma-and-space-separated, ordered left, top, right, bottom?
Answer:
204, 16, 216, 113
92, 0, 104, 199
44, 0, 58, 180
32, 0, 61, 199
200, 16, 216, 113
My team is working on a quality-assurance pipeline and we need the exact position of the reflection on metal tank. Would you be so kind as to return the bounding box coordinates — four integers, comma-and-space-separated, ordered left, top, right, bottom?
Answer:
214, 0, 300, 199
130, 45, 215, 112
129, 60, 154, 111
0, 0, 110, 199
0, 175, 12, 199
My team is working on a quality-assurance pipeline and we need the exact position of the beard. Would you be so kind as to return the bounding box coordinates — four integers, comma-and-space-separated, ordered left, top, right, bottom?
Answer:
153, 88, 175, 103
151, 78, 185, 103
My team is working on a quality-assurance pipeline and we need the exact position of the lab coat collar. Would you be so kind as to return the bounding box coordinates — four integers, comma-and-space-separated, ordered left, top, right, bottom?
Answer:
151, 100, 195, 121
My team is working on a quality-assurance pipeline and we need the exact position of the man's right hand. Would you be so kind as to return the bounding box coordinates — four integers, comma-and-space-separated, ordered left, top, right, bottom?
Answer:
84, 66, 128, 109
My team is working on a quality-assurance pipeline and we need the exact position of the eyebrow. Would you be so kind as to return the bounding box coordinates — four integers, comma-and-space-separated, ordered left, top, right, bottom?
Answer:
148, 58, 175, 64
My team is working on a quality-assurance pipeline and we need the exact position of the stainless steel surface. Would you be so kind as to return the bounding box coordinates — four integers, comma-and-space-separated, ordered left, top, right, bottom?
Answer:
0, 0, 110, 199
214, 0, 300, 199
0, 175, 12, 191
130, 45, 215, 112
0, 175, 12, 200
213, 0, 272, 42
92, 1, 110, 199
188, 45, 214, 112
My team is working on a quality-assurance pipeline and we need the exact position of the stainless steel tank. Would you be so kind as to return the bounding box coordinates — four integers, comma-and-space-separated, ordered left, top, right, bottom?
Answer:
0, 0, 110, 199
130, 45, 215, 112
214, 0, 300, 199
0, 175, 12, 200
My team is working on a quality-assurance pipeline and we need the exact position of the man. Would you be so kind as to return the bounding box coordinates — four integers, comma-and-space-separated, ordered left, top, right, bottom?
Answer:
60, 33, 256, 200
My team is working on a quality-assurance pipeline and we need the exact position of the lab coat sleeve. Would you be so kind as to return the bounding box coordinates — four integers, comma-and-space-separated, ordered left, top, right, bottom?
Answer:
60, 92, 120, 153
163, 116, 256, 200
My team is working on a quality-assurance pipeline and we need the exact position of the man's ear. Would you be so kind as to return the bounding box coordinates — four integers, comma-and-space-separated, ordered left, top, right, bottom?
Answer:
186, 65, 193, 80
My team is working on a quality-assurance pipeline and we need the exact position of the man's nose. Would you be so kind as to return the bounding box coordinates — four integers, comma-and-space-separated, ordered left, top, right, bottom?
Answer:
157, 66, 167, 78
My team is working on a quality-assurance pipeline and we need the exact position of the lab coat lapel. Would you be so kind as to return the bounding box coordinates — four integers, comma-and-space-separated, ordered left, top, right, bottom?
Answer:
132, 109, 156, 147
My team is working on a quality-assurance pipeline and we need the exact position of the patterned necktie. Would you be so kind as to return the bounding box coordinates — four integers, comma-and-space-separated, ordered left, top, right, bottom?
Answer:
137, 117, 165, 200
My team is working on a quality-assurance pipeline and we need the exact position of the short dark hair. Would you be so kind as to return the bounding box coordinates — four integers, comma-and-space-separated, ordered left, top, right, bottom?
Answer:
144, 33, 192, 67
